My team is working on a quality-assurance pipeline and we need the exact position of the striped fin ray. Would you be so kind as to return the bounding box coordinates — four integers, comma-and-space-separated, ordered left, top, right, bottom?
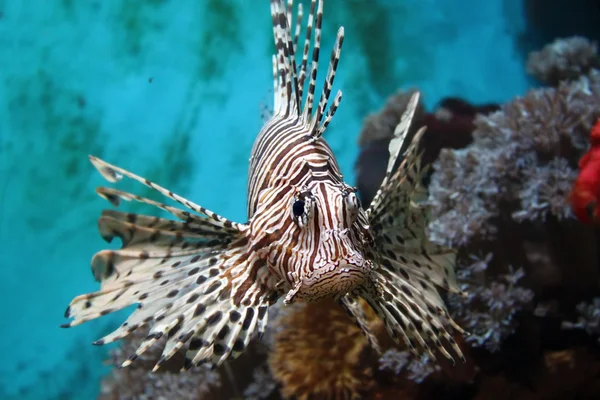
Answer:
358, 269, 465, 364
367, 91, 422, 216
62, 215, 235, 330
89, 156, 244, 231
269, 0, 344, 138
63, 157, 277, 370
303, 0, 322, 119
374, 203, 463, 294
183, 278, 272, 370
313, 25, 344, 138
297, 0, 315, 101
95, 187, 237, 238
366, 103, 463, 295
145, 254, 274, 372
98, 210, 234, 246
338, 293, 381, 354
285, 0, 303, 56
63, 214, 275, 371
361, 94, 467, 363
99, 209, 221, 234
271, 0, 301, 116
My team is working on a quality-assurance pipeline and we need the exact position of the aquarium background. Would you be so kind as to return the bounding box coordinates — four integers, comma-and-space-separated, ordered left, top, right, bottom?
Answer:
0, 0, 598, 399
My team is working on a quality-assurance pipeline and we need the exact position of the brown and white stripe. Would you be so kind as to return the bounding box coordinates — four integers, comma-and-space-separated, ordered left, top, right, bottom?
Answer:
244, 0, 373, 305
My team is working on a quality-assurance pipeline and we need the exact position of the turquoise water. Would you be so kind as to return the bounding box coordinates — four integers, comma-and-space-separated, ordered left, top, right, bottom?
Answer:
0, 0, 530, 398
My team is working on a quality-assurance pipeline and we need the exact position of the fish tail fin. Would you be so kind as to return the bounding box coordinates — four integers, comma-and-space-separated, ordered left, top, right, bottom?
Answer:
63, 159, 278, 370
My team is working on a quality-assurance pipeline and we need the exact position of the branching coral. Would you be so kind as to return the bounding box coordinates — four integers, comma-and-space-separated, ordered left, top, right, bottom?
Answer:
344, 35, 600, 399
426, 54, 600, 365
379, 349, 441, 384
562, 297, 600, 341
419, 39, 600, 399
513, 156, 578, 222
428, 72, 600, 247
449, 255, 534, 352
355, 89, 498, 205
527, 36, 599, 86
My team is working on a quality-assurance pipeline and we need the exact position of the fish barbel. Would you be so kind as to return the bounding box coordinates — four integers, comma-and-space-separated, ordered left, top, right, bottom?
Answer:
62, 0, 466, 371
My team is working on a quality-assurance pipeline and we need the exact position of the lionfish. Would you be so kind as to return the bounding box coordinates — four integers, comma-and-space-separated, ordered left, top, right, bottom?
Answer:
62, 0, 466, 371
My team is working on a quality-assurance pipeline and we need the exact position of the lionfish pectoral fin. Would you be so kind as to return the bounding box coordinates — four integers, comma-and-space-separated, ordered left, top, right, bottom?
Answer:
362, 97, 466, 363
63, 158, 276, 369
181, 269, 276, 371
65, 228, 275, 370
171, 257, 276, 371
87, 156, 246, 230
338, 293, 381, 354
357, 270, 466, 365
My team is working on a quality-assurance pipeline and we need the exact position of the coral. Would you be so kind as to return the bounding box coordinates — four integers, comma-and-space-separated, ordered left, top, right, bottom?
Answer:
355, 90, 499, 205
427, 57, 600, 360
513, 156, 578, 222
379, 350, 441, 384
268, 298, 377, 400
449, 255, 534, 352
243, 364, 278, 400
99, 327, 221, 400
527, 36, 599, 86
357, 88, 425, 148
562, 297, 600, 340
428, 72, 600, 247
350, 36, 600, 400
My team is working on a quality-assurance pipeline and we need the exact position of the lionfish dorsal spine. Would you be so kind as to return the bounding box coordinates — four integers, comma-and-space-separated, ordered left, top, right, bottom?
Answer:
270, 0, 344, 139
271, 0, 300, 117
367, 91, 423, 213
297, 0, 315, 101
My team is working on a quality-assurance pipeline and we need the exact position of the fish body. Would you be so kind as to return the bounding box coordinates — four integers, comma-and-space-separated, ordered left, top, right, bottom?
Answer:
63, 0, 465, 371
571, 119, 600, 223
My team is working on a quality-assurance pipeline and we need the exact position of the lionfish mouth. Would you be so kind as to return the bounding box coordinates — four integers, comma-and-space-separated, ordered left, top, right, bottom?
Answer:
283, 259, 369, 304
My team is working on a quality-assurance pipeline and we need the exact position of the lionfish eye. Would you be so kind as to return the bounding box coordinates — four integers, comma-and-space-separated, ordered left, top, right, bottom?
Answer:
292, 200, 305, 217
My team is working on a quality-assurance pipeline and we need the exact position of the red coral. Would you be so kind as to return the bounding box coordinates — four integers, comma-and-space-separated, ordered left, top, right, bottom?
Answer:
570, 119, 600, 223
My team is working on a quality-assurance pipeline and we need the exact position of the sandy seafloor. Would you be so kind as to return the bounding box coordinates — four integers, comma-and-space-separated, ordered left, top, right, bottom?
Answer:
0, 0, 530, 398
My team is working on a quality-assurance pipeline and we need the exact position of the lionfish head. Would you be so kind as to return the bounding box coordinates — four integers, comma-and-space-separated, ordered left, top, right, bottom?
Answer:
280, 181, 373, 304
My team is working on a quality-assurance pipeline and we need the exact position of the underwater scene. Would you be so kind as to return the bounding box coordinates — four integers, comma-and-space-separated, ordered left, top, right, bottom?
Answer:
1, 0, 600, 399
